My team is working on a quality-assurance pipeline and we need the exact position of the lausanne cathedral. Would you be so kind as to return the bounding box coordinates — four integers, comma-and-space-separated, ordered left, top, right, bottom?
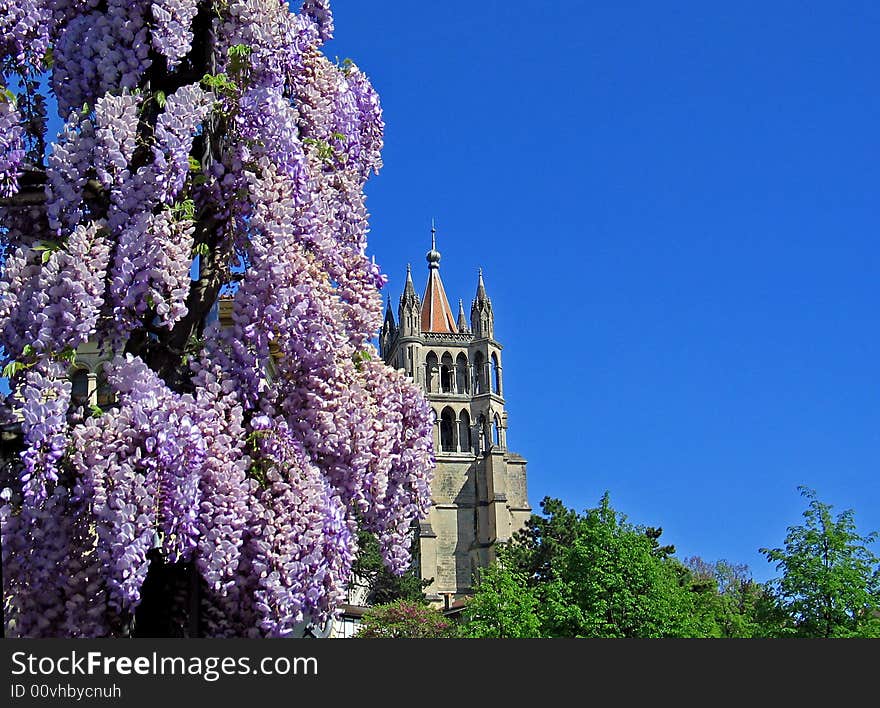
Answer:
379, 228, 531, 603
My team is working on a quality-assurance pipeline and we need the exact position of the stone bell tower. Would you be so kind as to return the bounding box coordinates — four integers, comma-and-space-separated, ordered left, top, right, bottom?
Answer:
380, 226, 530, 602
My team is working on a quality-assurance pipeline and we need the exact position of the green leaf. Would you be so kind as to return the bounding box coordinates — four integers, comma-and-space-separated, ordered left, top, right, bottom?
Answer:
0, 88, 16, 105
200, 72, 238, 95
35, 239, 62, 265
192, 243, 210, 257
227, 44, 252, 59
89, 404, 104, 418
188, 156, 201, 172
155, 90, 166, 108
2, 361, 23, 379
352, 349, 373, 370
332, 132, 346, 142
57, 347, 77, 364
21, 344, 35, 358
303, 137, 335, 163
171, 198, 196, 221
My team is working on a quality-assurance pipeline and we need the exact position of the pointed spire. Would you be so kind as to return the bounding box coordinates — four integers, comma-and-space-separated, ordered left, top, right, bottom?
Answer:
475, 267, 488, 303
380, 293, 397, 357
402, 263, 416, 299
420, 224, 457, 332
383, 294, 395, 327
398, 262, 421, 336
457, 298, 468, 333
471, 267, 494, 339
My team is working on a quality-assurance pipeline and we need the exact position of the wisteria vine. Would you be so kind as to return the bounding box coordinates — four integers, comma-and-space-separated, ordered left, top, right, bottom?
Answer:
0, 0, 434, 637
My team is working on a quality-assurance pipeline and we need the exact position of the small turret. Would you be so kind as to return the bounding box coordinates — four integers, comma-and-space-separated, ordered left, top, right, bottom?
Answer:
380, 295, 396, 357
470, 268, 494, 340
457, 299, 469, 333
398, 264, 421, 337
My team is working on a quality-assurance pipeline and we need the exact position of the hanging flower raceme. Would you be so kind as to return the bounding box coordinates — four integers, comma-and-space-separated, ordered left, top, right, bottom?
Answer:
300, 0, 333, 43
151, 0, 200, 69
0, 97, 25, 197
0, 0, 434, 638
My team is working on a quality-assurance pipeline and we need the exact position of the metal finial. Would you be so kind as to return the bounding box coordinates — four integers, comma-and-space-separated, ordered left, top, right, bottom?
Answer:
426, 221, 441, 268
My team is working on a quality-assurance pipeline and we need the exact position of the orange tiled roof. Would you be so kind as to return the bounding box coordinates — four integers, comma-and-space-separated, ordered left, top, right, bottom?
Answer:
420, 268, 457, 333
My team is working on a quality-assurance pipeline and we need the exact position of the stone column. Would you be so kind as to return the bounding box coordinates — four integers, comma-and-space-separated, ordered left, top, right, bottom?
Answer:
87, 372, 98, 407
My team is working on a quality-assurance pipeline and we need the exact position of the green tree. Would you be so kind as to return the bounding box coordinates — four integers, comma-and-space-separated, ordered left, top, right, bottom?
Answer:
760, 487, 880, 637
351, 529, 430, 605
355, 600, 455, 639
505, 494, 704, 638
684, 557, 784, 637
504, 496, 581, 584
459, 562, 542, 638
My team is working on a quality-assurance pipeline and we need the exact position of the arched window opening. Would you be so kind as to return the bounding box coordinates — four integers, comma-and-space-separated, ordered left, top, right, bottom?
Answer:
96, 371, 115, 408
440, 407, 456, 452
441, 353, 454, 393
456, 353, 469, 394
425, 351, 439, 393
476, 414, 487, 454
492, 415, 501, 447
473, 351, 485, 394
458, 410, 472, 454
491, 353, 501, 395
70, 368, 89, 407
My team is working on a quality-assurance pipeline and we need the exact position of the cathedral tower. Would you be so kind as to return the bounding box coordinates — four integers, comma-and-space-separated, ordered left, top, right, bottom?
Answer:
380, 227, 531, 602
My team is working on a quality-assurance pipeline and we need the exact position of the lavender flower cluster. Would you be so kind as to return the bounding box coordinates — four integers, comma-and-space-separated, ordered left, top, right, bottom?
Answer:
0, 0, 51, 69
51, 0, 151, 116
0, 97, 24, 197
0, 0, 434, 637
150, 0, 200, 68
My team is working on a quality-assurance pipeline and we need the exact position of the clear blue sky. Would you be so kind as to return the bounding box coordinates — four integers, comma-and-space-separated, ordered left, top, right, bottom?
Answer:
6, 2, 877, 583
327, 0, 880, 581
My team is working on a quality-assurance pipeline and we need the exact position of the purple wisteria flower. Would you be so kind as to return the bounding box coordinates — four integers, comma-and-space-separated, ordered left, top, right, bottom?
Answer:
0, 0, 434, 638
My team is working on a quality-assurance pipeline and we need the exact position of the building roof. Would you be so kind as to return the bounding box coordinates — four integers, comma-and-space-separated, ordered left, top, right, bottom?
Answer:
420, 227, 458, 333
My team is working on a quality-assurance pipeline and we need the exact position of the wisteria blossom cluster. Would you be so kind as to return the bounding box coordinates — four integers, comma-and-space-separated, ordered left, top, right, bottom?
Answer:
0, 0, 434, 637
0, 97, 24, 197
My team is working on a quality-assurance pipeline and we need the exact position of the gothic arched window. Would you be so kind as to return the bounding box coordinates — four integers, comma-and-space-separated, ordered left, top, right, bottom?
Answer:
456, 353, 469, 394
97, 370, 115, 407
473, 351, 485, 394
440, 407, 456, 452
70, 367, 89, 407
441, 352, 454, 393
491, 353, 501, 395
425, 351, 439, 393
458, 410, 472, 454
476, 414, 487, 454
